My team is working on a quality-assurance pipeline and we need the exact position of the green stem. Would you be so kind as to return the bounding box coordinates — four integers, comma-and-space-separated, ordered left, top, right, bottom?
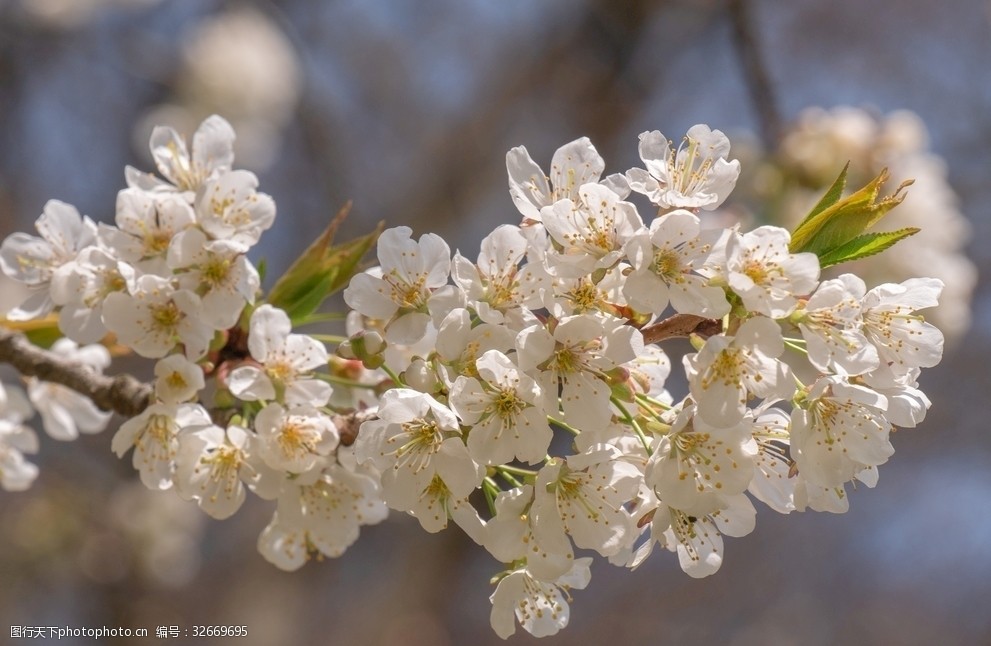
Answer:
381, 364, 404, 387
495, 469, 523, 488
548, 416, 581, 436
482, 477, 501, 515
634, 392, 670, 416
318, 373, 379, 389
496, 464, 539, 478
612, 396, 653, 456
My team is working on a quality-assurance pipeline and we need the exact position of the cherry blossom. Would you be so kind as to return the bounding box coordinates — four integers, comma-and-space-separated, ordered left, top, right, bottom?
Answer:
0, 118, 951, 640
489, 558, 592, 639
792, 273, 878, 375
506, 136, 606, 223
343, 226, 453, 344
353, 389, 483, 513
724, 225, 820, 317
0, 383, 38, 492
0, 200, 98, 320
175, 424, 255, 519
622, 209, 730, 317
111, 402, 212, 490
103, 274, 213, 360
516, 313, 642, 430
27, 338, 112, 440
126, 114, 236, 194
449, 349, 550, 465
684, 316, 794, 428
227, 305, 330, 406
626, 125, 741, 211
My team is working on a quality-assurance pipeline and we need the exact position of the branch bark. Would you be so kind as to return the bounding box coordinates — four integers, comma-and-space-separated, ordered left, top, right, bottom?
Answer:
641, 313, 722, 345
0, 327, 151, 417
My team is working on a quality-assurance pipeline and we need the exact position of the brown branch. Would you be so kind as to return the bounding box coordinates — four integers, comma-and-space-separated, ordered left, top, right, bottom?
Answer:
331, 408, 378, 447
728, 0, 783, 147
0, 327, 151, 417
641, 313, 722, 345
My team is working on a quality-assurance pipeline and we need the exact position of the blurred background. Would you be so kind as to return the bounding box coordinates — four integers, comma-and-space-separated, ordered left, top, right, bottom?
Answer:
1, 0, 989, 644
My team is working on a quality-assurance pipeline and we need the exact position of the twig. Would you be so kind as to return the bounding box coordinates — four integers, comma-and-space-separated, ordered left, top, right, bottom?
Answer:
641, 313, 721, 345
728, 0, 783, 147
330, 408, 378, 447
0, 327, 151, 417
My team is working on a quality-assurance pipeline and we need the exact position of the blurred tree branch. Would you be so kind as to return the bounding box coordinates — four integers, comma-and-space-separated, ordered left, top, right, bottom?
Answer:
0, 327, 151, 417
728, 0, 783, 146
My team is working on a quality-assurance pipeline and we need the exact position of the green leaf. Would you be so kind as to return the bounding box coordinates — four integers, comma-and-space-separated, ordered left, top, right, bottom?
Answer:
790, 168, 914, 256
816, 227, 920, 268
793, 162, 849, 232
267, 202, 384, 324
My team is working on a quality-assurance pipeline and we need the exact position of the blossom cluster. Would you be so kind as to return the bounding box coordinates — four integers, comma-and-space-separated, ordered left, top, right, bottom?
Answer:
0, 116, 387, 566
0, 117, 945, 640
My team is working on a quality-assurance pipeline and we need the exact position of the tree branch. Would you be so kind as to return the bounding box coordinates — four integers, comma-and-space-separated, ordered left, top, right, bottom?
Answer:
641, 313, 722, 345
331, 408, 378, 447
0, 327, 151, 417
728, 0, 783, 147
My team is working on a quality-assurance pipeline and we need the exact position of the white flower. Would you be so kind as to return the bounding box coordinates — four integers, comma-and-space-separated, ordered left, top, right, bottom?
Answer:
127, 114, 236, 194
0, 383, 39, 492
102, 189, 195, 271
861, 277, 944, 376
195, 169, 276, 247
516, 313, 643, 431
175, 424, 254, 519
449, 350, 550, 466
684, 316, 794, 428
102, 274, 213, 360
793, 273, 878, 375
645, 402, 756, 513
747, 405, 796, 514
50, 246, 131, 343
791, 376, 893, 488
530, 445, 641, 561
227, 305, 331, 407
343, 226, 453, 344
622, 209, 730, 317
258, 465, 388, 570
27, 339, 112, 441
724, 226, 820, 318
434, 308, 518, 383
628, 344, 673, 405
254, 403, 338, 474
111, 402, 212, 490
489, 558, 592, 639
792, 466, 877, 514
402, 473, 484, 536
154, 354, 205, 405
481, 485, 573, 581
166, 228, 259, 330
450, 224, 539, 328
0, 200, 97, 320
353, 388, 483, 513
642, 493, 756, 577
540, 183, 644, 277
863, 367, 931, 429
626, 125, 741, 211
506, 136, 606, 222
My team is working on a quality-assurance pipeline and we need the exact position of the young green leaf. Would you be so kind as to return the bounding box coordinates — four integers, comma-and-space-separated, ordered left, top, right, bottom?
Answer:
790, 168, 913, 256
815, 227, 920, 268
793, 161, 849, 232
266, 202, 383, 324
